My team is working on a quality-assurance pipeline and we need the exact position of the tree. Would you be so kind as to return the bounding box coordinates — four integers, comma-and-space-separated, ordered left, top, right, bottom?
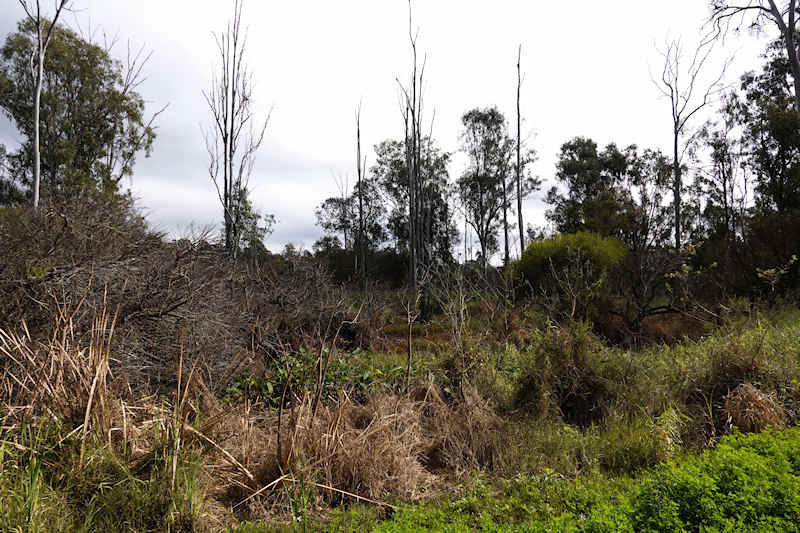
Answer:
202, 0, 269, 259
315, 173, 386, 255
654, 36, 729, 249
0, 144, 23, 205
371, 137, 455, 264
546, 138, 630, 237
458, 106, 535, 271
315, 174, 353, 250
708, 0, 800, 110
355, 104, 366, 289
15, 0, 71, 208
734, 39, 800, 216
235, 188, 275, 258
397, 0, 427, 293
0, 18, 162, 204
693, 96, 750, 244
516, 44, 530, 255
546, 137, 673, 252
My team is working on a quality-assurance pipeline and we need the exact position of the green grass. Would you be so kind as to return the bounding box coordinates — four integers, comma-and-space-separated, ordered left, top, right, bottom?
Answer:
0, 418, 204, 532
264, 427, 800, 532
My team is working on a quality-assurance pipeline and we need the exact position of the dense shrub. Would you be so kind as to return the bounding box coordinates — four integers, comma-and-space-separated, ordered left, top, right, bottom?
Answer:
511, 232, 627, 321
363, 428, 800, 533
513, 232, 627, 291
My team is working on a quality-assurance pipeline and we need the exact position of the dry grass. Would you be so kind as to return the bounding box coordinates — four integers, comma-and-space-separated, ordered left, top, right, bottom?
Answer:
0, 306, 498, 527
723, 382, 785, 433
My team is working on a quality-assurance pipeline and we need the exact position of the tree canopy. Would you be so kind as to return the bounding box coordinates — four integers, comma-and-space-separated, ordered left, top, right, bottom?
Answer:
0, 19, 159, 205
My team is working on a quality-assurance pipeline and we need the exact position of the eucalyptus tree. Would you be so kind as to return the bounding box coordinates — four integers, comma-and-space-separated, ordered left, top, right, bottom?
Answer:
371, 137, 455, 264
15, 0, 71, 208
709, 0, 800, 110
396, 0, 427, 292
458, 107, 535, 271
654, 36, 729, 249
0, 17, 162, 203
202, 0, 270, 259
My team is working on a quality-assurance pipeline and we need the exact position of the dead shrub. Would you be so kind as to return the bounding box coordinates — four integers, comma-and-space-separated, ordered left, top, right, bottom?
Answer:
291, 393, 433, 502
723, 382, 784, 433
413, 382, 501, 474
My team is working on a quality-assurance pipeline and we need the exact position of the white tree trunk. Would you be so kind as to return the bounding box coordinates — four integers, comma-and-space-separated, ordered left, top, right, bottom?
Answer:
33, 53, 42, 208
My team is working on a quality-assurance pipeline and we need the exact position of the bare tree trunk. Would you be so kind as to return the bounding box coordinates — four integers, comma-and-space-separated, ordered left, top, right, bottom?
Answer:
767, 0, 800, 111
516, 44, 524, 255
502, 173, 509, 265
399, 0, 425, 294
203, 0, 268, 260
673, 128, 681, 250
655, 37, 728, 251
356, 105, 366, 290
33, 55, 42, 208
18, 0, 70, 209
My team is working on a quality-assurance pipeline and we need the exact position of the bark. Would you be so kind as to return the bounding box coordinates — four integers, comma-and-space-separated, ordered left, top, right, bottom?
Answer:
202, 0, 268, 259
516, 44, 524, 255
356, 105, 366, 289
33, 52, 42, 208
673, 127, 681, 250
18, 0, 70, 208
502, 172, 509, 265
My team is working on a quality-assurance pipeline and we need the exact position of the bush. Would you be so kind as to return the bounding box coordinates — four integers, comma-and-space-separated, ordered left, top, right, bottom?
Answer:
514, 232, 627, 289
633, 428, 800, 532
511, 232, 627, 321
513, 323, 613, 427
369, 427, 800, 533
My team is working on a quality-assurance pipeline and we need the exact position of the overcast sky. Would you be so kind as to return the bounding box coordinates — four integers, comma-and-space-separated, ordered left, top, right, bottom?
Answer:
0, 0, 769, 257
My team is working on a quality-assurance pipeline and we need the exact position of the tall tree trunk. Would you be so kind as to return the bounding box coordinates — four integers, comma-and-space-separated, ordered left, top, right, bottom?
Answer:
516, 44, 524, 255
502, 175, 509, 265
356, 106, 366, 290
767, 0, 800, 111
32, 51, 42, 208
20, 1, 72, 208
673, 128, 681, 250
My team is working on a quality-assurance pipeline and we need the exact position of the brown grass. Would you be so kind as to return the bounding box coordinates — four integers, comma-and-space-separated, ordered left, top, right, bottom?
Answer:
723, 382, 784, 433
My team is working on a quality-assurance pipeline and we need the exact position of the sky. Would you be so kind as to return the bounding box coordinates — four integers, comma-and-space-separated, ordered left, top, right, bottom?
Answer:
0, 0, 770, 259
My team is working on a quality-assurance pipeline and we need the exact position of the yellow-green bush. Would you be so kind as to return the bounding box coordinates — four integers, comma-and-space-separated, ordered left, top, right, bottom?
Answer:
513, 232, 627, 291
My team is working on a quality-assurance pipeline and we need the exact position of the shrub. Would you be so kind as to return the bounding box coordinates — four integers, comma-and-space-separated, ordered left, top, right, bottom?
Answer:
513, 232, 627, 290
513, 323, 613, 427
633, 428, 800, 532
511, 232, 627, 321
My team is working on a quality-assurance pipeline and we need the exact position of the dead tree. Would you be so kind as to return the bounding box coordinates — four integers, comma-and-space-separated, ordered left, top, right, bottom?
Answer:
202, 0, 269, 259
708, 0, 800, 110
516, 44, 525, 256
17, 0, 71, 209
654, 36, 729, 250
397, 0, 428, 296
355, 104, 366, 289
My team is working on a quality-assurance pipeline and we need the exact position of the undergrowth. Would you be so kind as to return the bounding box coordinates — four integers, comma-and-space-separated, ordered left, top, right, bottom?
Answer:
273, 427, 800, 532
3, 204, 800, 531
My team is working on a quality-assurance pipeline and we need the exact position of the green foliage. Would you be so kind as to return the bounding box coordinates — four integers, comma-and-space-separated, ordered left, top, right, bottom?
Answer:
0, 418, 202, 532
235, 188, 275, 259
512, 232, 627, 321
515, 232, 627, 290
371, 137, 457, 263
545, 139, 672, 251
458, 106, 539, 266
226, 349, 430, 407
0, 18, 158, 202
363, 428, 800, 532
